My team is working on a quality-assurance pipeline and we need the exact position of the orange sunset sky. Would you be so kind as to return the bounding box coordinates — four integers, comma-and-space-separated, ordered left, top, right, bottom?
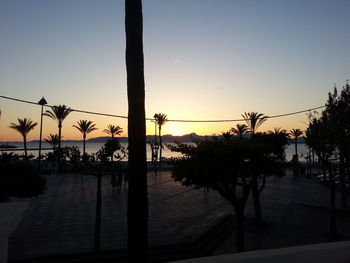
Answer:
1, 0, 349, 141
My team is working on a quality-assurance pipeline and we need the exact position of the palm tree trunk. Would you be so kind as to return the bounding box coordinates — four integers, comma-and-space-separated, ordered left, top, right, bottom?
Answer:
125, 0, 148, 261
110, 135, 114, 162
159, 126, 162, 167
23, 136, 28, 164
58, 123, 62, 170
58, 123, 62, 155
83, 134, 86, 156
294, 138, 298, 155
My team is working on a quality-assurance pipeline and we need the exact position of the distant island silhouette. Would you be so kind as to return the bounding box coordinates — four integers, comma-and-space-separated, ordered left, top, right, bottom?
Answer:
15, 133, 203, 144
87, 133, 204, 143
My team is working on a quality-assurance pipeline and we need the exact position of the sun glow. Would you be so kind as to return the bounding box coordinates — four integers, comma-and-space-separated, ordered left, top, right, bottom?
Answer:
161, 122, 191, 137
169, 129, 182, 136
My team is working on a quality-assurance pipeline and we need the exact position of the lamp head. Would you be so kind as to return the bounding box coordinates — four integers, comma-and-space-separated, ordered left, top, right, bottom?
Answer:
38, 97, 47, 105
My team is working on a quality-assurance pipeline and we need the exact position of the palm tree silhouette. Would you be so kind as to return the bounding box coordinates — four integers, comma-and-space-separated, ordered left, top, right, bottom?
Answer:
103, 125, 123, 162
103, 124, 123, 138
269, 127, 288, 136
241, 112, 268, 224
153, 113, 168, 165
230, 123, 249, 138
73, 120, 98, 157
242, 112, 268, 135
290, 128, 303, 155
9, 118, 37, 162
44, 105, 72, 158
45, 134, 60, 151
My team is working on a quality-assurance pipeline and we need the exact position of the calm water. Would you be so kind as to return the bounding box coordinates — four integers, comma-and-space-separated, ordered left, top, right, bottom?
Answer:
1, 141, 309, 162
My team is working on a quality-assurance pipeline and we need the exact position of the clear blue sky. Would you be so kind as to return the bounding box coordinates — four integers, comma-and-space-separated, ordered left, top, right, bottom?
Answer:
1, 0, 349, 140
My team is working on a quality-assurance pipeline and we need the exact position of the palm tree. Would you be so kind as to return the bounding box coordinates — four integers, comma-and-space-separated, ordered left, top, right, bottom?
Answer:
221, 131, 233, 141
45, 134, 60, 150
290, 128, 303, 155
241, 112, 268, 224
73, 120, 97, 156
125, 0, 148, 260
242, 111, 268, 135
43, 105, 72, 157
103, 125, 123, 162
153, 113, 168, 165
103, 124, 123, 138
9, 118, 37, 162
230, 123, 249, 138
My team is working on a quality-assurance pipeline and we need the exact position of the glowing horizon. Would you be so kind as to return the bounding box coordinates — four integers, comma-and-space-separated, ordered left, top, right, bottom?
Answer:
0, 95, 317, 142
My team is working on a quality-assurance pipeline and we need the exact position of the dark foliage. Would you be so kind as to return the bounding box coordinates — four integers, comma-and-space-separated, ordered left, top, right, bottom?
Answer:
0, 153, 46, 202
169, 136, 285, 191
307, 81, 350, 207
168, 134, 287, 251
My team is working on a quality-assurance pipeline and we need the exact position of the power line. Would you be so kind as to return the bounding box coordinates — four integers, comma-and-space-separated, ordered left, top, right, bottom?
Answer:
0, 94, 325, 123
166, 105, 325, 123
0, 95, 129, 119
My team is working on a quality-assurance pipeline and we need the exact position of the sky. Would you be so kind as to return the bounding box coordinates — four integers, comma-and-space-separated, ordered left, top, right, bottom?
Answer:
0, 0, 350, 141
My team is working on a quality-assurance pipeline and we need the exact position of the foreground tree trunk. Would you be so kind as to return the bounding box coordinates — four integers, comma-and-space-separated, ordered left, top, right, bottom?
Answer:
125, 0, 148, 261
95, 172, 102, 261
251, 178, 263, 224
339, 150, 347, 207
328, 162, 337, 241
224, 189, 251, 253
233, 202, 246, 252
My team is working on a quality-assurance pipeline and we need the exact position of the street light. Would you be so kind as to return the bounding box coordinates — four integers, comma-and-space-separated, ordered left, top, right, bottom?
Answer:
38, 97, 47, 170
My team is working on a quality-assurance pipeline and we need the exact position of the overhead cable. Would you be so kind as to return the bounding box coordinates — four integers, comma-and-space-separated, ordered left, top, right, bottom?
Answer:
0, 95, 325, 123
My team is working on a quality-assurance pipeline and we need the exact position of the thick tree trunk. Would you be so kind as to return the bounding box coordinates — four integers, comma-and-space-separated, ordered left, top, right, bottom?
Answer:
95, 172, 102, 261
339, 150, 347, 207
328, 163, 337, 241
125, 0, 148, 261
251, 177, 263, 224
235, 203, 246, 252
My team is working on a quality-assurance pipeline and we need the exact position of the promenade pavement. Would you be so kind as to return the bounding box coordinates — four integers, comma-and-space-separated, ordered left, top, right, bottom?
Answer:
8, 171, 231, 261
8, 170, 350, 261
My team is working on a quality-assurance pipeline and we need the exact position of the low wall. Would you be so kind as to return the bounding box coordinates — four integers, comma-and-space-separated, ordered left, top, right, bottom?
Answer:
172, 241, 350, 263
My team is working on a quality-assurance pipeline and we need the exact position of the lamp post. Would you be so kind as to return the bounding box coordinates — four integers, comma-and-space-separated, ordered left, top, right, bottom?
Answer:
38, 97, 47, 170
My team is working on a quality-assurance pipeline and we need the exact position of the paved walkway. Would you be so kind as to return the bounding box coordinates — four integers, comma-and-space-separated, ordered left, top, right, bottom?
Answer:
8, 170, 350, 261
8, 171, 231, 261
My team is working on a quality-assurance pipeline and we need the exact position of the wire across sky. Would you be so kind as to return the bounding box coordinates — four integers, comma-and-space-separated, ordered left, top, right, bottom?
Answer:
0, 94, 324, 123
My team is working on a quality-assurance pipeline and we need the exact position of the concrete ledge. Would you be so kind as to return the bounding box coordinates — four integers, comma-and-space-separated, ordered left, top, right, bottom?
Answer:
171, 240, 350, 263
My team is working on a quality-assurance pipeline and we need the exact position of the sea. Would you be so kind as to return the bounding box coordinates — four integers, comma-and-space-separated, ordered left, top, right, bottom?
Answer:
1, 141, 310, 162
